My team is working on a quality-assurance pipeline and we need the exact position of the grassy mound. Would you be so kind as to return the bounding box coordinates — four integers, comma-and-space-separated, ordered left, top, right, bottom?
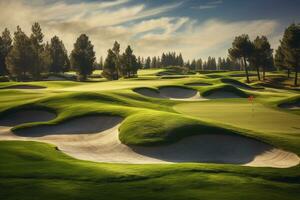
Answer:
157, 66, 195, 76
119, 111, 239, 146
0, 84, 46, 89
220, 78, 260, 90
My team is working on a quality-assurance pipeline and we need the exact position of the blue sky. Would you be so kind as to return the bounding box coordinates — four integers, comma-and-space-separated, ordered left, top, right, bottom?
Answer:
0, 0, 299, 60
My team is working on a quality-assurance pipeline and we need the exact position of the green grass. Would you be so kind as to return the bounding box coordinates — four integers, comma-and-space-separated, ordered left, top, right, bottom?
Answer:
0, 70, 300, 199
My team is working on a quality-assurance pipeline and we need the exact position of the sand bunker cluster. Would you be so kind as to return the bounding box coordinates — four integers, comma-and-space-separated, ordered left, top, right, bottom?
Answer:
0, 109, 299, 168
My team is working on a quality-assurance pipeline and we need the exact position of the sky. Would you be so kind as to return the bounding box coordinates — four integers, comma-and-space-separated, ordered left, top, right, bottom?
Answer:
0, 0, 299, 61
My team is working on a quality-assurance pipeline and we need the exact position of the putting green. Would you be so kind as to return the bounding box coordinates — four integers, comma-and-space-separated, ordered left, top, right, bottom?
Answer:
175, 100, 300, 134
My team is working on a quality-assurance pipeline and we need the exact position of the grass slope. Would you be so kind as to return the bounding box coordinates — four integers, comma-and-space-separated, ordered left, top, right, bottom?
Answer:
0, 69, 300, 199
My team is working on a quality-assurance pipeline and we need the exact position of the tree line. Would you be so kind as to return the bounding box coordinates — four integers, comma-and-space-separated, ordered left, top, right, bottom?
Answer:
228, 23, 299, 86
0, 22, 299, 85
0, 23, 141, 81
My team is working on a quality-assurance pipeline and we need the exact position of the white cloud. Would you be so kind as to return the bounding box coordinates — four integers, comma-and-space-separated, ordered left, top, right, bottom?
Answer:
0, 0, 281, 61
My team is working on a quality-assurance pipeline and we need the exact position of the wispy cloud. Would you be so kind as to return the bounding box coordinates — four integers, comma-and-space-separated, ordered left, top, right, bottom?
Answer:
0, 0, 281, 60
191, 0, 223, 10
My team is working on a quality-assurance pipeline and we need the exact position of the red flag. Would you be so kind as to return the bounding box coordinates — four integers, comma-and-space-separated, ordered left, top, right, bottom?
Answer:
248, 95, 254, 102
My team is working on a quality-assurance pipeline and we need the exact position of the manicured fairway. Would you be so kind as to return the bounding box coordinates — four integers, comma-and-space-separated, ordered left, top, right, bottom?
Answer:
175, 100, 300, 134
0, 70, 299, 200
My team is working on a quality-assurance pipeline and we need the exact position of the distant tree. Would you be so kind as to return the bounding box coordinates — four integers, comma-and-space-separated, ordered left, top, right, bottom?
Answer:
0, 28, 12, 76
120, 45, 139, 78
99, 56, 104, 70
156, 56, 161, 68
275, 44, 291, 77
190, 59, 196, 70
228, 34, 254, 83
112, 41, 121, 78
102, 49, 118, 80
280, 23, 300, 86
249, 36, 273, 80
177, 53, 184, 66
49, 36, 69, 73
196, 59, 203, 71
41, 42, 52, 73
70, 34, 96, 81
30, 22, 44, 80
6, 26, 35, 81
145, 57, 151, 69
151, 56, 157, 68
137, 56, 143, 69
217, 57, 222, 71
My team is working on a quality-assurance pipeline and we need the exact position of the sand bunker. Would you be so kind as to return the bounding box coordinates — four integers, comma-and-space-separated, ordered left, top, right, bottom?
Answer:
205, 91, 243, 99
14, 115, 122, 137
134, 87, 205, 101
0, 110, 56, 127
185, 82, 212, 86
0, 115, 299, 168
279, 102, 300, 110
1, 85, 46, 89
132, 134, 299, 167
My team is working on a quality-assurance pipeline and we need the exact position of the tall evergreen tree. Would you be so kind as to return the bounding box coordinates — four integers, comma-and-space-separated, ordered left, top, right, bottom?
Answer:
102, 49, 118, 80
41, 42, 52, 73
250, 36, 273, 80
275, 44, 290, 76
137, 56, 143, 69
228, 34, 254, 83
112, 41, 121, 78
6, 26, 35, 81
145, 57, 151, 69
281, 23, 300, 86
49, 36, 69, 73
0, 28, 12, 76
99, 56, 103, 70
30, 22, 44, 80
70, 34, 95, 81
151, 56, 157, 68
121, 45, 138, 78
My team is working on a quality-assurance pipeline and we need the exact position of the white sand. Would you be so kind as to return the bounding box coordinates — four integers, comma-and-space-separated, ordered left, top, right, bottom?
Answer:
0, 113, 299, 168
135, 87, 206, 101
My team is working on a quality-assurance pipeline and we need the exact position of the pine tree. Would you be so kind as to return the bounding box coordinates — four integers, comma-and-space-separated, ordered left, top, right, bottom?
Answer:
145, 57, 151, 69
102, 49, 118, 80
228, 34, 254, 83
120, 45, 138, 78
49, 36, 69, 73
0, 28, 12, 76
249, 36, 273, 81
151, 56, 157, 68
70, 34, 95, 81
30, 22, 44, 80
6, 26, 35, 81
281, 23, 300, 86
41, 42, 52, 73
112, 41, 121, 78
137, 56, 143, 69
177, 53, 184, 66
275, 44, 290, 76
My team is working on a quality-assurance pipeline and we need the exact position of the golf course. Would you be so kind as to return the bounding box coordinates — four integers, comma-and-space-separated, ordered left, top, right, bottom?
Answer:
0, 69, 300, 200
1, 0, 300, 199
